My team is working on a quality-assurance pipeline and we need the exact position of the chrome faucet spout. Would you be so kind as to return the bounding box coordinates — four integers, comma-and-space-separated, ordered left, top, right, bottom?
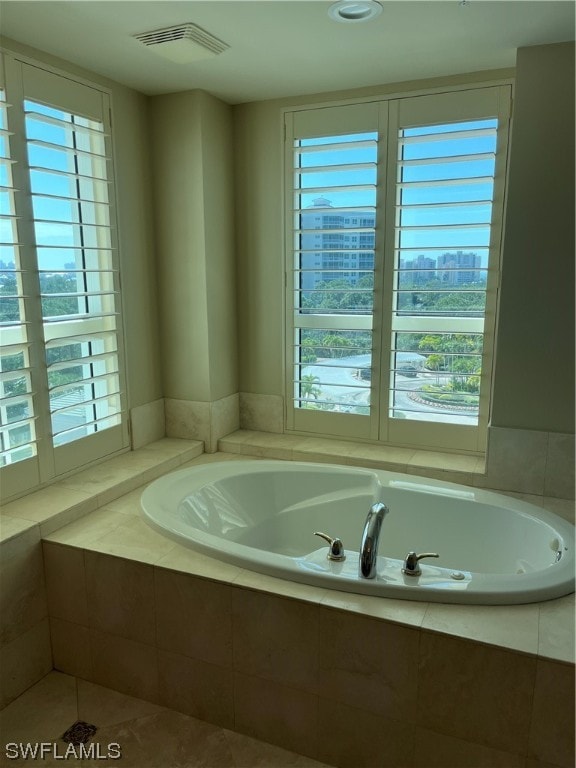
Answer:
359, 502, 389, 579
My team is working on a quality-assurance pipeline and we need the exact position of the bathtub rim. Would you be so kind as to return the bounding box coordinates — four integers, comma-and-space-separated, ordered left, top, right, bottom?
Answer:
140, 459, 575, 606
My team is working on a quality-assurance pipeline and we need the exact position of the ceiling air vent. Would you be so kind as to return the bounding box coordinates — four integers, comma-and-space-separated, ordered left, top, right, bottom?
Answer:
133, 23, 229, 63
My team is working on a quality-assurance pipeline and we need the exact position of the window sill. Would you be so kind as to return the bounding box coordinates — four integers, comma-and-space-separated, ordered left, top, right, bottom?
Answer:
0, 438, 204, 543
218, 429, 486, 485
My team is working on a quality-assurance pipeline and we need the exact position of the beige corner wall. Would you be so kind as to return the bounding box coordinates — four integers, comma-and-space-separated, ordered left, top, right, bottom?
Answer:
491, 42, 575, 434
234, 50, 575, 438
0, 36, 163, 412
150, 90, 237, 404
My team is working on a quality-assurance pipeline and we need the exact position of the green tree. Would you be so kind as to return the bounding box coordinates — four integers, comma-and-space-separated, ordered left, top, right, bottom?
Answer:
300, 374, 321, 401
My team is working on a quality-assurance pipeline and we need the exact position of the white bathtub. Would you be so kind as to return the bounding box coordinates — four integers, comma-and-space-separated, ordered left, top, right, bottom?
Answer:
141, 460, 575, 604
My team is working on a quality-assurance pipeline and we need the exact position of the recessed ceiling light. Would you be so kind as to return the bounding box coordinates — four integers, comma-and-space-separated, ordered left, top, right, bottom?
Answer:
328, 1, 383, 23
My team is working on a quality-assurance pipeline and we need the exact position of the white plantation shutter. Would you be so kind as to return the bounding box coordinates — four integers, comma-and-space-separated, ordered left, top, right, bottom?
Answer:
24, 99, 124, 453
0, 55, 128, 498
389, 119, 497, 423
286, 102, 385, 438
286, 86, 511, 451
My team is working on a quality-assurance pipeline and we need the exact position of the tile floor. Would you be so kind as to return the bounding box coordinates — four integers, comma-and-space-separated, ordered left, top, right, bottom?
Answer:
0, 672, 332, 767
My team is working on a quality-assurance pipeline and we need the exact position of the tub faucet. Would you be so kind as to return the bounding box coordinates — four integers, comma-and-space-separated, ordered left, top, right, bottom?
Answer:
359, 502, 389, 579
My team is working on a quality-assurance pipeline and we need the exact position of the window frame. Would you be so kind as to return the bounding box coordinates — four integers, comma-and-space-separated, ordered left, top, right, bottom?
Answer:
284, 82, 512, 453
0, 50, 129, 500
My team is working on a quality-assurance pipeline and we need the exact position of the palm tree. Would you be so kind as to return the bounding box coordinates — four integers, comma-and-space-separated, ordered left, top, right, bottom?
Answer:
300, 374, 321, 401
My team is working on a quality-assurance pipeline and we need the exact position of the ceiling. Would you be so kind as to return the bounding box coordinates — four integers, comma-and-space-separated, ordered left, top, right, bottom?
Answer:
0, 1, 574, 104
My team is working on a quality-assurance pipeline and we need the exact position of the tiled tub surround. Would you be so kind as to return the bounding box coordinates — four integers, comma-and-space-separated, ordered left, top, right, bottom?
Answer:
1, 442, 574, 767
0, 439, 204, 709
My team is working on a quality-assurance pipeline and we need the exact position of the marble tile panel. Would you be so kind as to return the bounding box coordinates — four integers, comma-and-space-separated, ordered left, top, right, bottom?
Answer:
57, 461, 144, 498
100, 487, 146, 516
317, 697, 414, 768
77, 678, 165, 729
181, 452, 253, 468
209, 393, 240, 452
422, 602, 540, 656
345, 455, 410, 472
1, 485, 96, 526
223, 729, 333, 768
233, 672, 319, 760
86, 515, 178, 565
480, 426, 548, 495
38, 503, 99, 538
248, 432, 301, 452
0, 619, 52, 709
221, 432, 294, 460
155, 543, 242, 583
130, 398, 166, 450
49, 617, 92, 680
90, 628, 159, 704
232, 589, 319, 693
0, 527, 46, 646
158, 649, 234, 729
165, 398, 210, 443
43, 542, 88, 625
43, 507, 130, 548
139, 437, 204, 463
405, 465, 476, 487
155, 568, 233, 667
413, 727, 524, 768
545, 432, 575, 499
232, 570, 328, 604
528, 659, 575, 768
408, 450, 480, 473
290, 437, 358, 462
291, 450, 352, 465
319, 590, 428, 628
318, 607, 419, 721
417, 630, 536, 754
0, 516, 37, 543
537, 496, 575, 523
0, 671, 77, 745
85, 552, 155, 644
525, 760, 566, 768
497, 491, 575, 523
95, 474, 157, 509
105, 447, 175, 472
538, 594, 575, 664
346, 441, 416, 467
90, 709, 233, 768
239, 393, 284, 434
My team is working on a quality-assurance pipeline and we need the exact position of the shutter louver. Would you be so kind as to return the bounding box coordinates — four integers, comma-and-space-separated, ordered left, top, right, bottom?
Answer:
292, 133, 377, 416
24, 100, 124, 447
0, 89, 38, 467
390, 119, 498, 425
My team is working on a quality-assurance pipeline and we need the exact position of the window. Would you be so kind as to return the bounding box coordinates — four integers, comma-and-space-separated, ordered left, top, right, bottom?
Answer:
285, 87, 511, 451
0, 54, 128, 498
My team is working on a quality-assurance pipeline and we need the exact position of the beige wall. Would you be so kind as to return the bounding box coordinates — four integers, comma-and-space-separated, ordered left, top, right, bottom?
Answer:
0, 36, 163, 411
491, 42, 575, 433
150, 90, 237, 404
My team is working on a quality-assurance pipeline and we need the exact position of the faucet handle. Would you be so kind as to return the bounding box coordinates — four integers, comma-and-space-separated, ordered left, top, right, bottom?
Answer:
314, 531, 346, 562
402, 551, 439, 576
